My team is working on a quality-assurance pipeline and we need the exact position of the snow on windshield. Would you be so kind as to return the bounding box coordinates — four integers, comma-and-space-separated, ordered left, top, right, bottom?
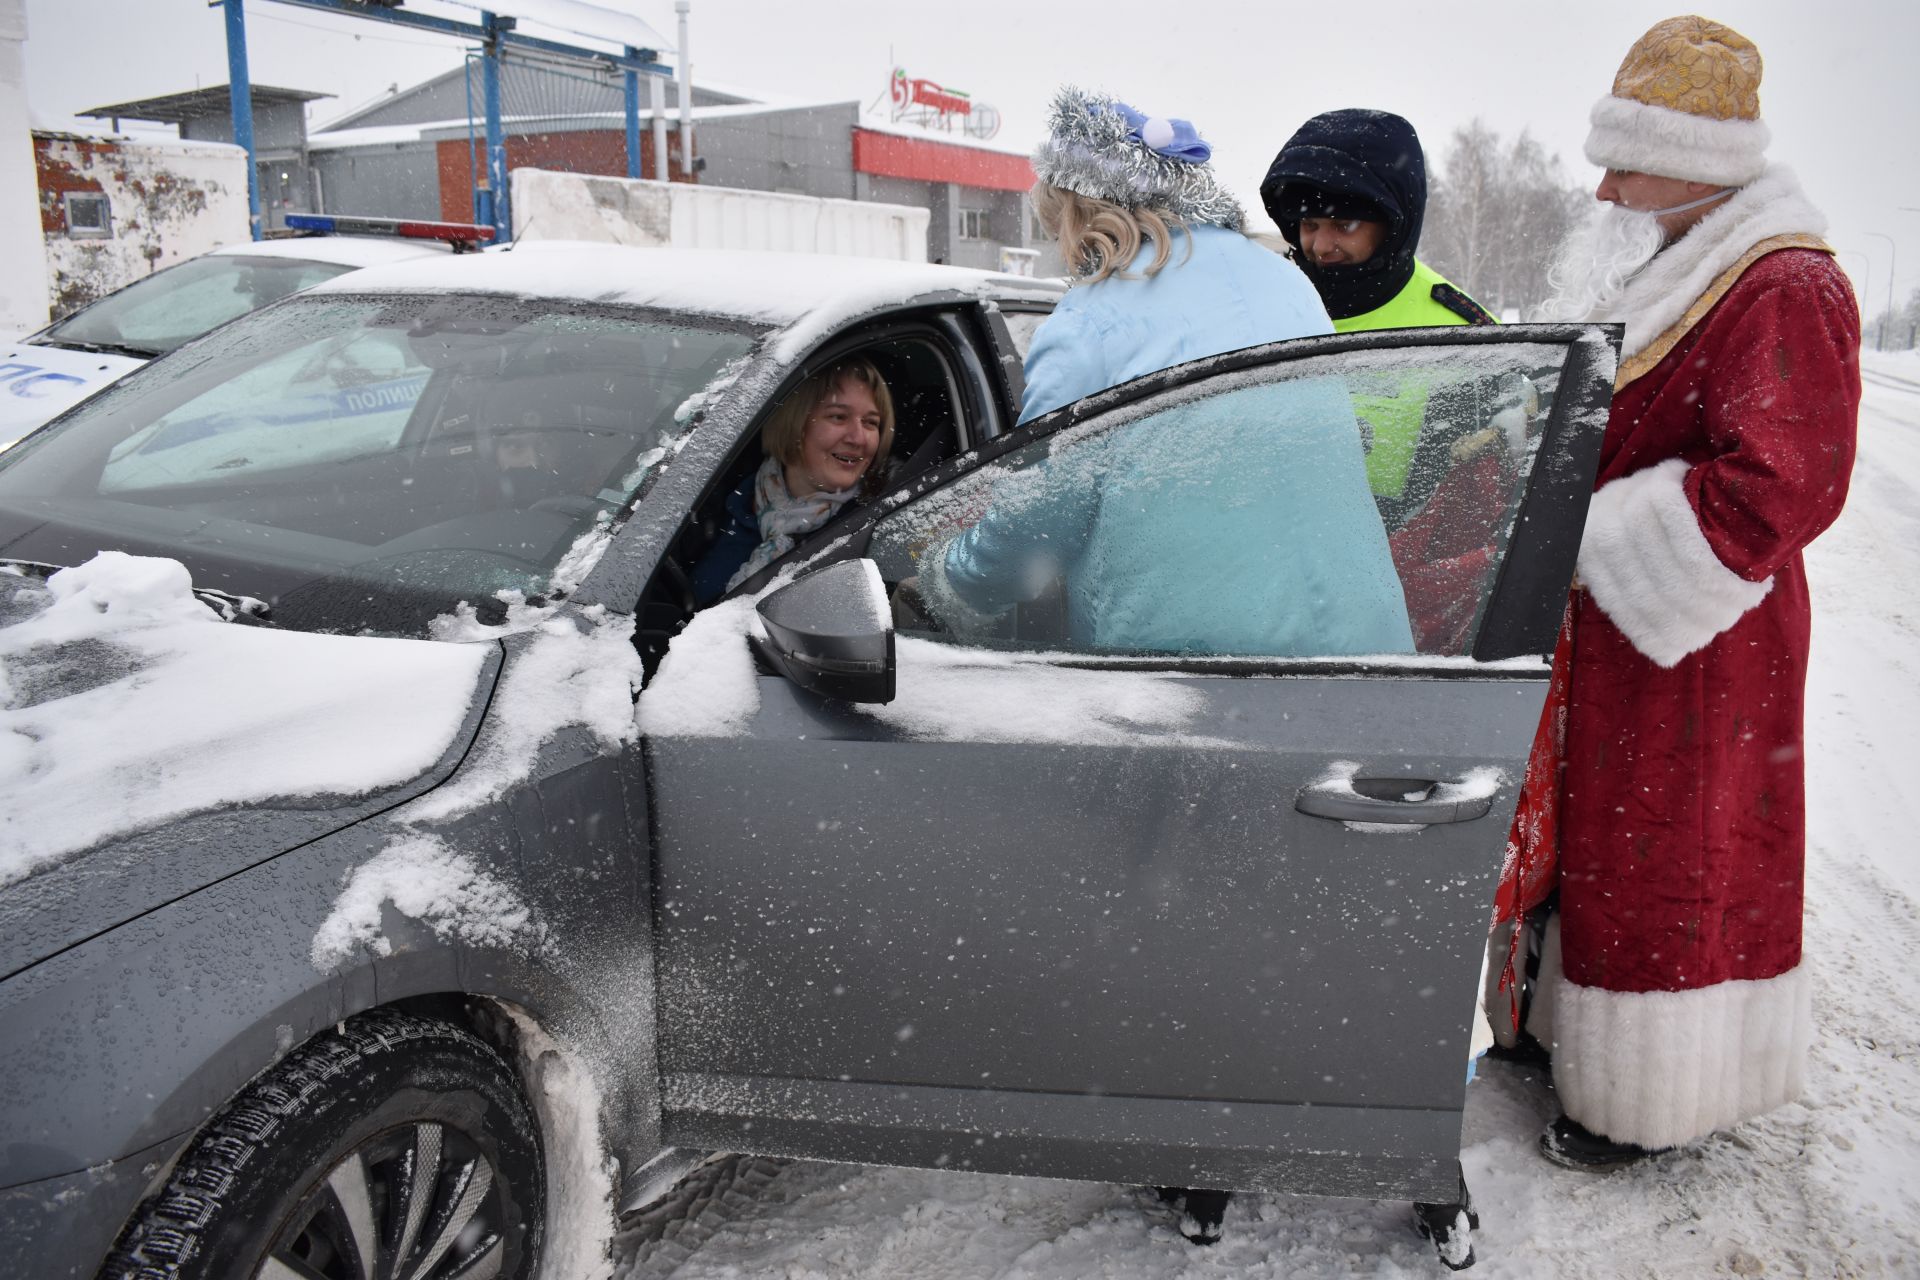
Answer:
0, 553, 487, 884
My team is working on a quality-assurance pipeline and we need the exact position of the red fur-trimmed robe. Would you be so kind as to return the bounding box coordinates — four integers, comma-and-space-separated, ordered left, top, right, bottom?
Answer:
1538, 167, 1860, 1149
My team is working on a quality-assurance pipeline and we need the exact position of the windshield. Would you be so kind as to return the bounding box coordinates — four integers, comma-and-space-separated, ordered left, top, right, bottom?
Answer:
0, 293, 755, 636
37, 254, 359, 357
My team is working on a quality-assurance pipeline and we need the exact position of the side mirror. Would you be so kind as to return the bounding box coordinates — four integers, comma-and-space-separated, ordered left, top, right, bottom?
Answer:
752, 559, 895, 704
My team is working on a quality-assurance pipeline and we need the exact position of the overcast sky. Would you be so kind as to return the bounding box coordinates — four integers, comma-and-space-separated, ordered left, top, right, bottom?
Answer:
23, 0, 1920, 321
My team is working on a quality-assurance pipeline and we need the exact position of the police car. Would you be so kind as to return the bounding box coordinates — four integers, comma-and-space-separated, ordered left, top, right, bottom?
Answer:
0, 215, 492, 449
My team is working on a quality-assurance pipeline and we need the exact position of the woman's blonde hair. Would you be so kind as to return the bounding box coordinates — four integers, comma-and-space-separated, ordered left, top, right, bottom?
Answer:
760, 357, 896, 496
1032, 182, 1192, 284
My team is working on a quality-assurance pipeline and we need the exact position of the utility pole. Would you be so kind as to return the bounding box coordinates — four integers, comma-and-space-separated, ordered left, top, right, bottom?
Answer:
1864, 232, 1897, 351
1899, 210, 1920, 350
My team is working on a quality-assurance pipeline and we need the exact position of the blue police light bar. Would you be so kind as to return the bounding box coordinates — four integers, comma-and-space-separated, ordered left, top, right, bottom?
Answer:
283, 214, 497, 251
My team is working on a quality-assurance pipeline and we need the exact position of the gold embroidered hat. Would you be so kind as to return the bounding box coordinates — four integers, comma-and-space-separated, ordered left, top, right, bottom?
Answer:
1585, 15, 1771, 186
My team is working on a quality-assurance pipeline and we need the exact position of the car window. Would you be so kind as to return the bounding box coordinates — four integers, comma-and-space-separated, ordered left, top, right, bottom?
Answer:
639, 332, 967, 674
868, 341, 1563, 658
101, 329, 427, 492
998, 309, 1049, 361
0, 294, 756, 637
42, 255, 357, 356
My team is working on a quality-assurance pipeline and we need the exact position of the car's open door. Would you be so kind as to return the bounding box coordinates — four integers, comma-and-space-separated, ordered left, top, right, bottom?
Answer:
643, 323, 1618, 1203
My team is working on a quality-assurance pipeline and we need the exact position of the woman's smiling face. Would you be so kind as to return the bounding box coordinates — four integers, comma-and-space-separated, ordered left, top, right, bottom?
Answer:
786, 375, 883, 494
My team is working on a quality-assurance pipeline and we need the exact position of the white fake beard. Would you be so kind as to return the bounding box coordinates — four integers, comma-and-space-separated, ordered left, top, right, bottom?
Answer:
1538, 204, 1668, 321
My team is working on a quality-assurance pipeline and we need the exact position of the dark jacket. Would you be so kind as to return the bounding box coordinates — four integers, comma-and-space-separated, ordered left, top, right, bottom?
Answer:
1260, 109, 1429, 321
689, 471, 760, 605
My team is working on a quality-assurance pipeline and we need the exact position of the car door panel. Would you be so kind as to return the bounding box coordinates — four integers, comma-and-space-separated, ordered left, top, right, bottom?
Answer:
647, 324, 1617, 1202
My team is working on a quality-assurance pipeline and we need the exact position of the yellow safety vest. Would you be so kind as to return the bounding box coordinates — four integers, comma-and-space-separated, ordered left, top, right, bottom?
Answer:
1333, 260, 1494, 499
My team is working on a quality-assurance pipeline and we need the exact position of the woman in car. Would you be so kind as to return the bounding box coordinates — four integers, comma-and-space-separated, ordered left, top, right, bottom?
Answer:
691, 358, 895, 604
920, 86, 1413, 661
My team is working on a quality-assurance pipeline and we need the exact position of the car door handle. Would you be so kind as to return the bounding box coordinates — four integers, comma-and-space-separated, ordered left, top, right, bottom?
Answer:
1294, 775, 1497, 825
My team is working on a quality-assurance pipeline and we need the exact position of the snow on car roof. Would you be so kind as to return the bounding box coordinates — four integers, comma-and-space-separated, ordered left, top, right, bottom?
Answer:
308, 241, 1062, 333
212, 235, 453, 269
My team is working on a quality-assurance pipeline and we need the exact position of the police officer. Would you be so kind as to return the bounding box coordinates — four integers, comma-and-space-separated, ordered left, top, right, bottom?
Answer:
1261, 108, 1493, 332
1261, 109, 1499, 522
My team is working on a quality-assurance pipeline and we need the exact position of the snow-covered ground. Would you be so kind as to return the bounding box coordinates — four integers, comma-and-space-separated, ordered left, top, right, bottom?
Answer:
610, 351, 1920, 1279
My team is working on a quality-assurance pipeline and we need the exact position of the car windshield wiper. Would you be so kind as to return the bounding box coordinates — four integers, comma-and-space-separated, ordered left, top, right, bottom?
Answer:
30, 337, 164, 360
193, 587, 274, 625
0, 558, 273, 625
0, 557, 61, 580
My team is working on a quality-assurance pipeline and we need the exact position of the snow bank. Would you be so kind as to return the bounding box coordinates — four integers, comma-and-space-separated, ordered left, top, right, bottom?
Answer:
309, 832, 547, 971
0, 553, 487, 884
502, 1005, 618, 1280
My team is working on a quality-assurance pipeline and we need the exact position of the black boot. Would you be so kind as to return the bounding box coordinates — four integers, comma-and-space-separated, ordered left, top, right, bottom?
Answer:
1539, 1115, 1670, 1169
1153, 1186, 1230, 1244
1177, 1188, 1230, 1245
1482, 1027, 1552, 1073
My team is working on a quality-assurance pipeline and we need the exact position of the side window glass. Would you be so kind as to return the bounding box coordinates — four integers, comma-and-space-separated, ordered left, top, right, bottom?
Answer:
998, 310, 1049, 362
869, 342, 1564, 659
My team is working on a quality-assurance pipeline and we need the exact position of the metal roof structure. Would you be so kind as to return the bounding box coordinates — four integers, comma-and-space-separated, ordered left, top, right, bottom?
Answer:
80, 85, 331, 128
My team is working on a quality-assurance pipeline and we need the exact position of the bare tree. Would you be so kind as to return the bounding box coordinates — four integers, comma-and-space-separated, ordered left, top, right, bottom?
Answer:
1867, 285, 1920, 351
1422, 120, 1591, 319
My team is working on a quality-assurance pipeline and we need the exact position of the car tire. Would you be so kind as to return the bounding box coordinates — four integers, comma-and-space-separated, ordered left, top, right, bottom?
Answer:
100, 1008, 545, 1280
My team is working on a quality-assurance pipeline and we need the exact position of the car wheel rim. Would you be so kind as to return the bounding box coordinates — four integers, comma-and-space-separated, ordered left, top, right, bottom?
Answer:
259, 1120, 513, 1280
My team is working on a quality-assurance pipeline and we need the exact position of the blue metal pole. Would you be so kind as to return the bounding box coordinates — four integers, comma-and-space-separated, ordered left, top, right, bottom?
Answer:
623, 46, 641, 179
222, 0, 263, 240
464, 55, 483, 224
482, 11, 508, 240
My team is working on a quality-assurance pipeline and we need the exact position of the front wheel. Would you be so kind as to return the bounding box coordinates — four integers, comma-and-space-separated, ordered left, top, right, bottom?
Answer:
102, 1009, 545, 1280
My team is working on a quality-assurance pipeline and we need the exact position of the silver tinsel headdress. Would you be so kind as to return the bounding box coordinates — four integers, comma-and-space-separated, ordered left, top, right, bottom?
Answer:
1031, 85, 1245, 231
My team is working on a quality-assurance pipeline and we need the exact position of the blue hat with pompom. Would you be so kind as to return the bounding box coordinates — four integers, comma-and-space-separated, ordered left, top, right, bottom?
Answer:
1031, 86, 1244, 230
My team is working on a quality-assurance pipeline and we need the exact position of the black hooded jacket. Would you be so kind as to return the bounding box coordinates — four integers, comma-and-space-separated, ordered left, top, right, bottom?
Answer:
1261, 109, 1428, 321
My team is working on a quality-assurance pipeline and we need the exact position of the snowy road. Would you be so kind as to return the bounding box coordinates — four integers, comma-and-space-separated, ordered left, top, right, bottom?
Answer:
612, 355, 1920, 1279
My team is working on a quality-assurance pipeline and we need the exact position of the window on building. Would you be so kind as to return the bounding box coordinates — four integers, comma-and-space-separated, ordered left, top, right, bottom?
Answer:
1026, 201, 1054, 244
64, 192, 112, 240
958, 208, 989, 241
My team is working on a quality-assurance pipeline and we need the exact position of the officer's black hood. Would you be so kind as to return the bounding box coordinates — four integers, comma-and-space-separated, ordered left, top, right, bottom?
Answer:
1261, 109, 1427, 320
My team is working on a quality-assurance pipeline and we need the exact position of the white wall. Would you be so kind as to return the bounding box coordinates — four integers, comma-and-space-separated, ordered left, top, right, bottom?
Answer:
511, 168, 929, 262
0, 0, 48, 332
38, 134, 249, 317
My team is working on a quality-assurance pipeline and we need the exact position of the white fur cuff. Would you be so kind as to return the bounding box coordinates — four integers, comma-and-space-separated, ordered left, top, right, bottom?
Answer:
1577, 459, 1772, 667
1550, 963, 1810, 1149
1585, 95, 1771, 187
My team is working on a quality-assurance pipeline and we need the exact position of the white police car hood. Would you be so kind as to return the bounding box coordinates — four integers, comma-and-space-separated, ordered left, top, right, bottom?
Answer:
0, 336, 144, 450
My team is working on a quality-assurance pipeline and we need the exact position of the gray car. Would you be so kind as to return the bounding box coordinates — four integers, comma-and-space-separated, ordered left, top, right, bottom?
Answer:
0, 243, 1617, 1278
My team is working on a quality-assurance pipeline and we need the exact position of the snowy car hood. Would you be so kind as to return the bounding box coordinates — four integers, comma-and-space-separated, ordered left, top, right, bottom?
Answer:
0, 559, 501, 980
0, 338, 145, 451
